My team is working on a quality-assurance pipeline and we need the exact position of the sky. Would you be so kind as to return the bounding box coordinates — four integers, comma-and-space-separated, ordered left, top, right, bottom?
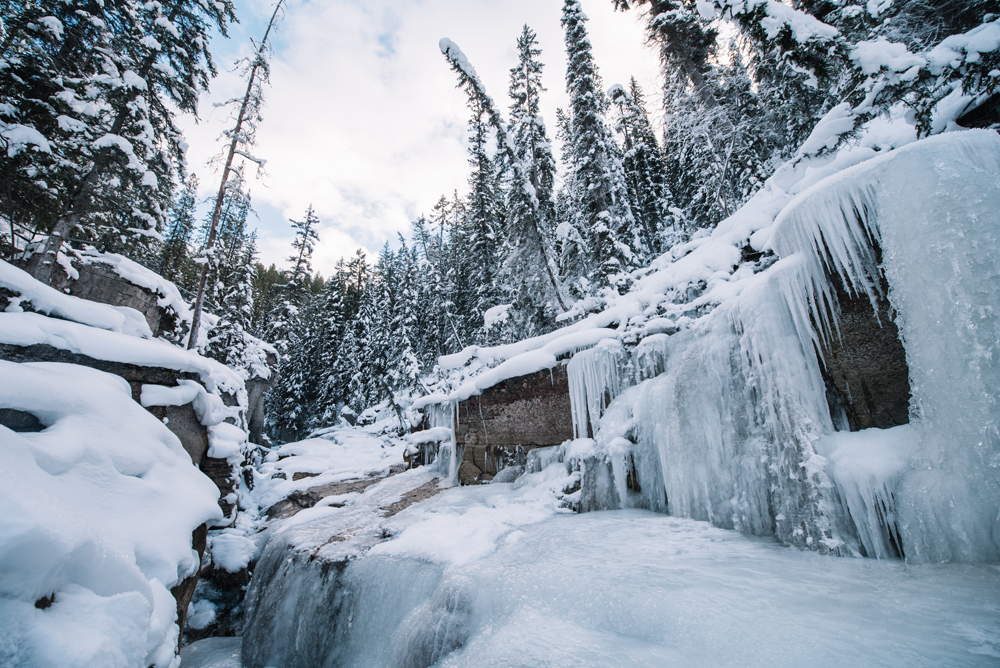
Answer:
178, 0, 662, 277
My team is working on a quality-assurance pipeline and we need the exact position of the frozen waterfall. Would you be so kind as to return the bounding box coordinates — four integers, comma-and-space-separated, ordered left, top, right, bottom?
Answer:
564, 130, 1000, 562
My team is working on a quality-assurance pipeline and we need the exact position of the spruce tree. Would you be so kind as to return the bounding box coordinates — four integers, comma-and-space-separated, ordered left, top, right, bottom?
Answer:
22, 0, 237, 284
561, 0, 640, 290
504, 25, 566, 335
159, 174, 199, 288
609, 78, 677, 256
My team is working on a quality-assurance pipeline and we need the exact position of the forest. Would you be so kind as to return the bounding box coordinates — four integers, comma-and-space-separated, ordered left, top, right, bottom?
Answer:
3, 0, 1000, 667
6, 0, 994, 443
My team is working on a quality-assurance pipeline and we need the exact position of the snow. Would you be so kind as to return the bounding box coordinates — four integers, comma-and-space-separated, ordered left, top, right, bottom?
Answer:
206, 529, 255, 574
482, 303, 511, 328
0, 122, 51, 156
93, 134, 144, 173
36, 16, 63, 39
927, 21, 1000, 74
1, 259, 152, 338
0, 310, 246, 395
141, 380, 229, 427
241, 450, 1000, 667
0, 361, 222, 668
207, 422, 248, 463
406, 426, 452, 444
851, 38, 925, 75
796, 102, 857, 155
756, 0, 840, 43
253, 429, 407, 511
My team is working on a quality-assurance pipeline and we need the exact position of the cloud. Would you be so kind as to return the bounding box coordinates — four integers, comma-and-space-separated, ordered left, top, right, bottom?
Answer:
179, 0, 660, 276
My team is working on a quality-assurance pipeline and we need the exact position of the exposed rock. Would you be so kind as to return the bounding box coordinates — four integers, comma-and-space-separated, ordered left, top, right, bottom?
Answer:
201, 457, 238, 518
457, 459, 483, 486
380, 479, 444, 517
266, 476, 383, 520
146, 403, 210, 464
63, 261, 169, 336
0, 407, 44, 432
246, 376, 271, 445
171, 523, 208, 652
821, 282, 911, 431
455, 364, 574, 481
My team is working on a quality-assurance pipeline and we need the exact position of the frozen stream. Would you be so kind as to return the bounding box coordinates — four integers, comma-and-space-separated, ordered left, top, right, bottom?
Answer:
214, 476, 999, 668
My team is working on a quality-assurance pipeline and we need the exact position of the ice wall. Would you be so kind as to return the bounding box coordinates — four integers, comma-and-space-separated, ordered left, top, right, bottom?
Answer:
773, 131, 1000, 562
568, 131, 1000, 562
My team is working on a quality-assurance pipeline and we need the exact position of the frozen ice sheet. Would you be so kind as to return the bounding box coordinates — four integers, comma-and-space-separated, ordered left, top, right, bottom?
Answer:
432, 510, 1000, 667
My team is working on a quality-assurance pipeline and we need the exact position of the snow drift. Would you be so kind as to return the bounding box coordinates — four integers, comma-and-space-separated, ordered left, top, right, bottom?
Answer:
0, 361, 222, 668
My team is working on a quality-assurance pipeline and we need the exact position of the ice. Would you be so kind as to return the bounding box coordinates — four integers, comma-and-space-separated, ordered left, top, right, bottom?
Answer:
817, 426, 916, 559
178, 637, 241, 668
567, 338, 629, 438
238, 466, 1000, 668
0, 361, 222, 667
771, 130, 1000, 562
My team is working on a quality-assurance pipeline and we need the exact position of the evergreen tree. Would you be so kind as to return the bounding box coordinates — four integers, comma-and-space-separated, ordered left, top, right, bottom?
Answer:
609, 78, 677, 256
20, 0, 237, 284
462, 89, 504, 340
206, 234, 257, 370
268, 204, 321, 352
561, 0, 640, 290
504, 25, 567, 335
159, 174, 199, 288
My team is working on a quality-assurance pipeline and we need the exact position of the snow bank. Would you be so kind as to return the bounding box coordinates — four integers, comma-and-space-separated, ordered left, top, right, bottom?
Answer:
0, 259, 152, 338
74, 250, 192, 324
0, 311, 245, 395
0, 361, 222, 668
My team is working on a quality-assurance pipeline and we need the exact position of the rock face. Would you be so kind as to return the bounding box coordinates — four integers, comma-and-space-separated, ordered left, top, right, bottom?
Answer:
171, 524, 208, 651
820, 282, 911, 431
455, 364, 574, 483
69, 262, 169, 335
0, 342, 216, 459
246, 350, 278, 445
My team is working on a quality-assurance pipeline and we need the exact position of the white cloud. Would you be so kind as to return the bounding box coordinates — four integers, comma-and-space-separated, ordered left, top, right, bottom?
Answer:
179, 0, 660, 276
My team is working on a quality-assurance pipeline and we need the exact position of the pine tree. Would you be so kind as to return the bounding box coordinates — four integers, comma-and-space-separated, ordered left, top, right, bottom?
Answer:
561, 0, 640, 290
504, 25, 566, 335
159, 173, 199, 288
21, 0, 237, 284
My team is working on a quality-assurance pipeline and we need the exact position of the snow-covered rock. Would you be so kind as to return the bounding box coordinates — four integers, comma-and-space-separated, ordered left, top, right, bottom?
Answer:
0, 361, 223, 668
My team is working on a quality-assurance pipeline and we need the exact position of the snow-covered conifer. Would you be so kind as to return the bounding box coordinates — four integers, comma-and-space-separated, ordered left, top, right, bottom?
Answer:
561, 0, 640, 289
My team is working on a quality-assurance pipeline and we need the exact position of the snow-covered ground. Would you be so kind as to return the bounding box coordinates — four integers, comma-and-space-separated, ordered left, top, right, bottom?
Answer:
207, 442, 1000, 667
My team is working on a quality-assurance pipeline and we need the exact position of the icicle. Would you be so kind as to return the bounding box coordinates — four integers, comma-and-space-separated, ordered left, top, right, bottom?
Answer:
566, 339, 629, 438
